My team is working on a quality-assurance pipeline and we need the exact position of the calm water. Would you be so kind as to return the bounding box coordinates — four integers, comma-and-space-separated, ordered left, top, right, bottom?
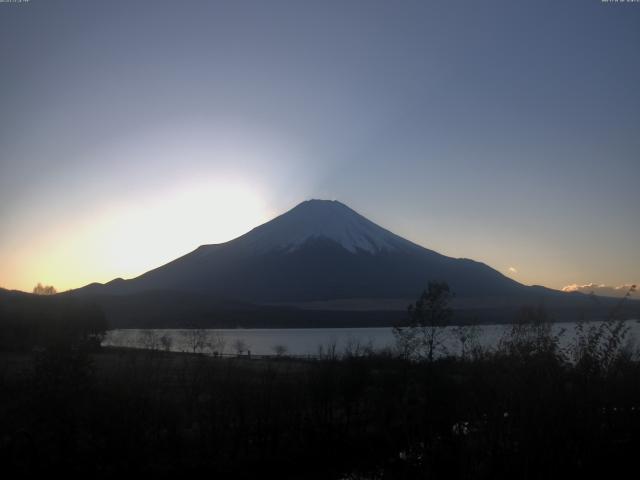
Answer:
103, 320, 640, 358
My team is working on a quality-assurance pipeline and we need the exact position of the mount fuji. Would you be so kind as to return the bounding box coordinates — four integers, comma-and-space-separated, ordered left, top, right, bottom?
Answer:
71, 199, 615, 327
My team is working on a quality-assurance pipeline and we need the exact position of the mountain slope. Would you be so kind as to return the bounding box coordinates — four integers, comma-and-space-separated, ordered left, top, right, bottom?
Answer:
79, 199, 525, 302
67, 200, 640, 326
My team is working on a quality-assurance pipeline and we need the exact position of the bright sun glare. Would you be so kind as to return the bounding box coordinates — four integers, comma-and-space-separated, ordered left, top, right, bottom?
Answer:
13, 180, 271, 292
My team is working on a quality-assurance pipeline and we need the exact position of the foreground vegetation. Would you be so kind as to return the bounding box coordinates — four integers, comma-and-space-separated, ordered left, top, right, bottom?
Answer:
1, 324, 639, 478
1, 284, 639, 477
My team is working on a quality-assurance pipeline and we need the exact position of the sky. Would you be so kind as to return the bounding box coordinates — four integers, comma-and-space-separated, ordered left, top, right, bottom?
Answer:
0, 0, 638, 294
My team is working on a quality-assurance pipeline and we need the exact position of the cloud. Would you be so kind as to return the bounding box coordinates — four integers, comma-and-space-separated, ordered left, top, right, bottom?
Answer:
508, 266, 518, 274
561, 283, 637, 298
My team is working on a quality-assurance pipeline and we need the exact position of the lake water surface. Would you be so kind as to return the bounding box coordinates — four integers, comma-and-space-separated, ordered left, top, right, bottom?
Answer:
103, 320, 640, 358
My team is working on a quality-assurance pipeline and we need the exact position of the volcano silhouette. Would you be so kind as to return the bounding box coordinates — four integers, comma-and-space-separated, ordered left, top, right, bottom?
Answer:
72, 200, 614, 327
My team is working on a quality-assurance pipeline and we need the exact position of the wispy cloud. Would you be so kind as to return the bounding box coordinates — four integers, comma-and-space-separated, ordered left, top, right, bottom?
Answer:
561, 283, 637, 298
508, 266, 518, 274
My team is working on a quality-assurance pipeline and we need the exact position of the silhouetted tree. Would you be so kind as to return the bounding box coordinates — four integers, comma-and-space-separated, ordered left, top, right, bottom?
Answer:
453, 323, 482, 359
210, 331, 226, 355
393, 281, 453, 361
160, 334, 173, 352
572, 284, 636, 376
233, 338, 247, 356
33, 283, 57, 295
272, 344, 288, 357
183, 328, 208, 354
498, 304, 565, 361
141, 330, 160, 351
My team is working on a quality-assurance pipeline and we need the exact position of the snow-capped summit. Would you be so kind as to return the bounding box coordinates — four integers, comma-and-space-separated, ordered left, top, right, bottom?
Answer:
233, 199, 414, 254
69, 199, 628, 328
75, 198, 526, 303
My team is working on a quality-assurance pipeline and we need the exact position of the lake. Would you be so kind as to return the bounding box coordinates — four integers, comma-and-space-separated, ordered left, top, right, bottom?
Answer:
103, 320, 640, 358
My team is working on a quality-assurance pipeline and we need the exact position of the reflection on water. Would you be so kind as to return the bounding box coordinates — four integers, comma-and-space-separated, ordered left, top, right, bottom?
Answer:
103, 320, 640, 358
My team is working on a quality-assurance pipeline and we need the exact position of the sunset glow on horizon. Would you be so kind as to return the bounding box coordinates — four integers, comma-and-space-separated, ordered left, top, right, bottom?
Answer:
1, 179, 273, 293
